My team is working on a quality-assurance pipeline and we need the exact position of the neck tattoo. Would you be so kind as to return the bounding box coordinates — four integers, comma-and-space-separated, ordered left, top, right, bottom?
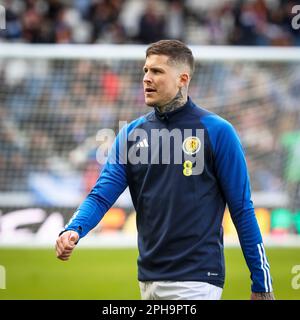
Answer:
157, 89, 187, 113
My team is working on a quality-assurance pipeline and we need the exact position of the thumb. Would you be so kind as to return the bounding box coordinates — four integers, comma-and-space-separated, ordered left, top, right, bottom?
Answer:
68, 232, 78, 244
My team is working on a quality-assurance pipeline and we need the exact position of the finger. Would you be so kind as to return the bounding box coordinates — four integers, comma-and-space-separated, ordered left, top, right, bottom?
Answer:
55, 239, 64, 256
69, 233, 78, 244
59, 252, 71, 259
57, 255, 70, 261
58, 251, 73, 260
68, 232, 79, 245
61, 234, 76, 250
56, 238, 66, 254
56, 241, 74, 255
56, 246, 65, 258
56, 250, 71, 259
55, 238, 73, 258
60, 249, 74, 256
59, 231, 79, 248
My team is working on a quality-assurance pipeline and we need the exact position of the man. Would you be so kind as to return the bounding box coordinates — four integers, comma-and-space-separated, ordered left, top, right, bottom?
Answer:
55, 40, 274, 300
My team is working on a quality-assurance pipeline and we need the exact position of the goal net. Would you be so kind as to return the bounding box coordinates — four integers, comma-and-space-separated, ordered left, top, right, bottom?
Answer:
0, 44, 300, 245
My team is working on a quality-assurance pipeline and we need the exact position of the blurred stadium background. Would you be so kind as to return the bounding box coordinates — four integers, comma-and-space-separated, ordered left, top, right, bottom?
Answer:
0, 0, 300, 300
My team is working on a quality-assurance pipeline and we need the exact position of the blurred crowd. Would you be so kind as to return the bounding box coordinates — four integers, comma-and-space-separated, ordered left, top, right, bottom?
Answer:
0, 0, 300, 46
0, 55, 300, 203
0, 58, 146, 199
1, 0, 300, 207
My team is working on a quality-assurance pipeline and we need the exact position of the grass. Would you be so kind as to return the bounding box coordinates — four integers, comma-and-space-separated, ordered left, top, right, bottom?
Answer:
0, 247, 299, 300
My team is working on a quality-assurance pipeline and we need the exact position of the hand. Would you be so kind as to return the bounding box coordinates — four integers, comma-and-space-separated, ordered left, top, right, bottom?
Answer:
55, 230, 79, 261
251, 292, 275, 300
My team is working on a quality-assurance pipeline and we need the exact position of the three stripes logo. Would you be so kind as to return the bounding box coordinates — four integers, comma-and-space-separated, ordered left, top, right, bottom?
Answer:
257, 243, 272, 292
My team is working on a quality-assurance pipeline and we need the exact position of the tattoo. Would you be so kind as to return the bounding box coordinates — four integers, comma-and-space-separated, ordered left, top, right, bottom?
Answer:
156, 89, 187, 113
251, 292, 275, 300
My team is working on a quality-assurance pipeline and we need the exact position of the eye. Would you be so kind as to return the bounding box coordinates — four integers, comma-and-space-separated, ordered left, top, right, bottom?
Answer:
153, 69, 162, 74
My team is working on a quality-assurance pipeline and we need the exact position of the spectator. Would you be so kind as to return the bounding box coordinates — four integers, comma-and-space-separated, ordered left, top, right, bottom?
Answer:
0, 0, 299, 46
136, 1, 166, 43
165, 0, 185, 41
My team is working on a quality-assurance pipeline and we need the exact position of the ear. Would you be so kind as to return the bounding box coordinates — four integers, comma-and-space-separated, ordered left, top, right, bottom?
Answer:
178, 73, 189, 88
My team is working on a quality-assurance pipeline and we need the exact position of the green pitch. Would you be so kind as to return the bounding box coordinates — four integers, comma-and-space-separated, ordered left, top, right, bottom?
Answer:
0, 247, 299, 300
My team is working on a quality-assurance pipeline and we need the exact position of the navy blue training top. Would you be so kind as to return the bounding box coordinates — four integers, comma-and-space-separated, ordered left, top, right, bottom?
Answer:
64, 97, 272, 292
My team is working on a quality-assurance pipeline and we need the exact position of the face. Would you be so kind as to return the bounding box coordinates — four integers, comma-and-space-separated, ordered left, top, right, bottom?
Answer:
143, 54, 185, 107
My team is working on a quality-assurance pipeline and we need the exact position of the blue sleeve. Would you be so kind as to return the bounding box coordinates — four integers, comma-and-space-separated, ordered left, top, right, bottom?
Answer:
202, 114, 273, 293
64, 116, 146, 240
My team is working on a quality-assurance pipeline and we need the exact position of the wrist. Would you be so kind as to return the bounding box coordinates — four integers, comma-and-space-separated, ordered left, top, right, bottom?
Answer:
251, 292, 275, 300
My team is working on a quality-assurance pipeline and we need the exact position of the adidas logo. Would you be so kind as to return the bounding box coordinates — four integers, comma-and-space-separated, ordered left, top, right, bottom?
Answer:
136, 138, 149, 148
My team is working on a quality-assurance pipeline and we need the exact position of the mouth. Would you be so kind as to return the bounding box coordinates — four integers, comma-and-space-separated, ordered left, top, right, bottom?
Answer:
144, 88, 157, 94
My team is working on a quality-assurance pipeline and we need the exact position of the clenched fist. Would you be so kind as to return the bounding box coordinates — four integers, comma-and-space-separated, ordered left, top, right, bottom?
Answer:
55, 230, 79, 261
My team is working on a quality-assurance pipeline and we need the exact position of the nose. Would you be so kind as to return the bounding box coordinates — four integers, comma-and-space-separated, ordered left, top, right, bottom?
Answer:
143, 73, 152, 84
